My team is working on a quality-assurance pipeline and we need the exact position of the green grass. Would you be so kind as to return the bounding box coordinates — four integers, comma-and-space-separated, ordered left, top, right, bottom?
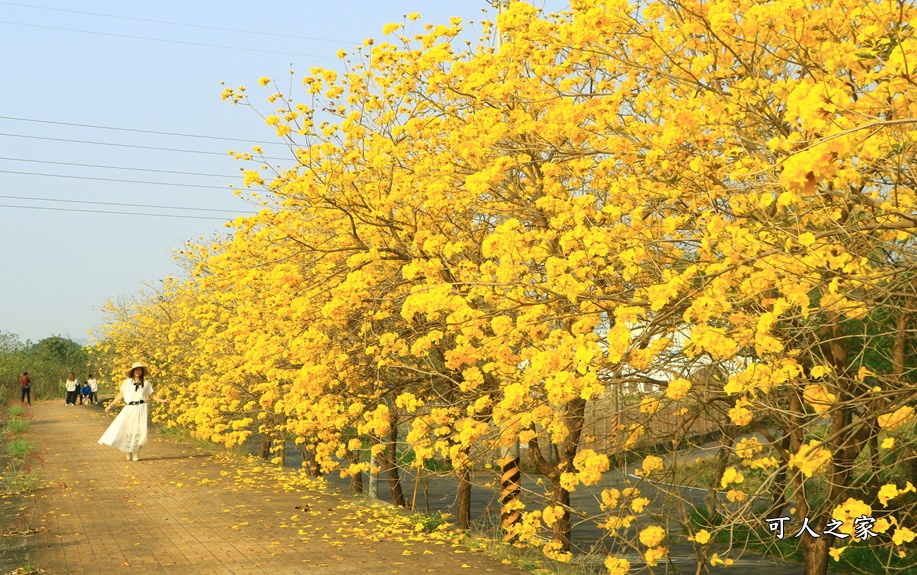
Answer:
6, 418, 29, 435
461, 534, 599, 575
0, 459, 39, 494
7, 439, 33, 459
7, 404, 25, 417
410, 510, 451, 532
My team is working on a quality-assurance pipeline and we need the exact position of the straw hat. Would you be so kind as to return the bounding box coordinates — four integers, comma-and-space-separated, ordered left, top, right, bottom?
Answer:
126, 362, 149, 378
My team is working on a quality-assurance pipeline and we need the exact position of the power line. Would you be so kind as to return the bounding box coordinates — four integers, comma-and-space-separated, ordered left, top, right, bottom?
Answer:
0, 169, 230, 190
0, 194, 258, 215
0, 1, 358, 44
0, 115, 284, 146
0, 203, 235, 221
0, 156, 242, 179
0, 132, 291, 162
0, 19, 338, 59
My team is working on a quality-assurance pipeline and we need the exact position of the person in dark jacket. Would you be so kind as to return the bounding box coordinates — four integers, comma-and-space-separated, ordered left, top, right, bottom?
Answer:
19, 372, 30, 405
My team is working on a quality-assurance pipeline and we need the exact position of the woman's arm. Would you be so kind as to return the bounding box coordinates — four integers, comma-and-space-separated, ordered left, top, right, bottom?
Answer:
149, 392, 170, 404
105, 391, 123, 412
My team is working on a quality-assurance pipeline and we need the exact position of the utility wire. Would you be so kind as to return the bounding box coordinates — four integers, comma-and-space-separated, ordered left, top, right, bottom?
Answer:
0, 115, 284, 146
0, 169, 230, 190
0, 19, 338, 59
0, 156, 242, 179
0, 194, 258, 215
0, 1, 359, 44
0, 203, 236, 221
0, 132, 291, 162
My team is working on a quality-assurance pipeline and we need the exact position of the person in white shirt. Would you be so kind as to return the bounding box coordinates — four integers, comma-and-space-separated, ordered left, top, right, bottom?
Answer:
87, 375, 98, 405
64, 372, 79, 406
98, 362, 169, 461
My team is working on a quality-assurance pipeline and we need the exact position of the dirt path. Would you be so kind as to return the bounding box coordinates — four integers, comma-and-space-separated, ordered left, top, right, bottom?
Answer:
5, 401, 530, 575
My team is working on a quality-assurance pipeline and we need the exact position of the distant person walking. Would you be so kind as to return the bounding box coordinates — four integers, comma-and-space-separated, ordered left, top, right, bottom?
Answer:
64, 372, 79, 406
99, 362, 169, 461
87, 375, 98, 405
19, 372, 30, 406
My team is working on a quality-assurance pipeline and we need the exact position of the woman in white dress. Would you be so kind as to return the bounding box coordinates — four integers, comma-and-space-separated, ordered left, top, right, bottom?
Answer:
98, 362, 169, 461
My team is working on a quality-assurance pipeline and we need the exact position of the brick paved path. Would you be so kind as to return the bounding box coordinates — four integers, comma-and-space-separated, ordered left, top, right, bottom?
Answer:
9, 401, 530, 575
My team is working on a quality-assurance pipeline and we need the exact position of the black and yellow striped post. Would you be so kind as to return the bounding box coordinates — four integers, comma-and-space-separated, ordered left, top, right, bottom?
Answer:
499, 442, 522, 541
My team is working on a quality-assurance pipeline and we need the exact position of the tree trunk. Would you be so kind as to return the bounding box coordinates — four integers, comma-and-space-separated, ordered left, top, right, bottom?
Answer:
801, 531, 830, 575
526, 398, 587, 551
276, 434, 286, 467
457, 466, 471, 530
555, 397, 587, 550
772, 435, 791, 511
551, 475, 573, 549
383, 415, 407, 507
259, 435, 271, 460
705, 434, 732, 523
345, 448, 363, 494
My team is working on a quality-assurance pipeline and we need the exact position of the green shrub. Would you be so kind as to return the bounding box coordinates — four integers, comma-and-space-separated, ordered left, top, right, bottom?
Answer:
7, 404, 24, 417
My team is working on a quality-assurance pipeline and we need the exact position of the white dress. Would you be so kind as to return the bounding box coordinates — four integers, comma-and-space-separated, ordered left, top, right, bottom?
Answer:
98, 379, 153, 453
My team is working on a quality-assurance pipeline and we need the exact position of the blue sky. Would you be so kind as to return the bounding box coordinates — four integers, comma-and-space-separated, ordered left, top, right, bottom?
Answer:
0, 0, 565, 344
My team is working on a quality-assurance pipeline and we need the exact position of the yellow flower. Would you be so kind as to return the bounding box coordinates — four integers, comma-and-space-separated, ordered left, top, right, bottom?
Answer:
788, 440, 832, 478
709, 553, 734, 567
604, 555, 630, 575
542, 540, 572, 563
720, 467, 744, 488
803, 384, 836, 414
892, 526, 916, 546
541, 505, 565, 527
640, 455, 664, 476
639, 525, 666, 547
798, 232, 816, 247
879, 484, 900, 508
644, 546, 666, 567
728, 404, 753, 426
600, 488, 621, 510
694, 529, 711, 544
874, 517, 893, 534
735, 436, 762, 459
879, 482, 916, 507
828, 546, 847, 561
831, 498, 873, 536
630, 497, 650, 513
640, 397, 660, 414
726, 489, 747, 502
573, 449, 610, 486
881, 437, 895, 449
878, 406, 915, 430
665, 378, 691, 400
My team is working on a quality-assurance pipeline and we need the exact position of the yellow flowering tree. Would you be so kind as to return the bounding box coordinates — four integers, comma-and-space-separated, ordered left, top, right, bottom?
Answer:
96, 1, 917, 573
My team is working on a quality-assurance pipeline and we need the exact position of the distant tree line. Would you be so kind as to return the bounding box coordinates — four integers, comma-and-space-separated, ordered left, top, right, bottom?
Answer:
0, 332, 93, 403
